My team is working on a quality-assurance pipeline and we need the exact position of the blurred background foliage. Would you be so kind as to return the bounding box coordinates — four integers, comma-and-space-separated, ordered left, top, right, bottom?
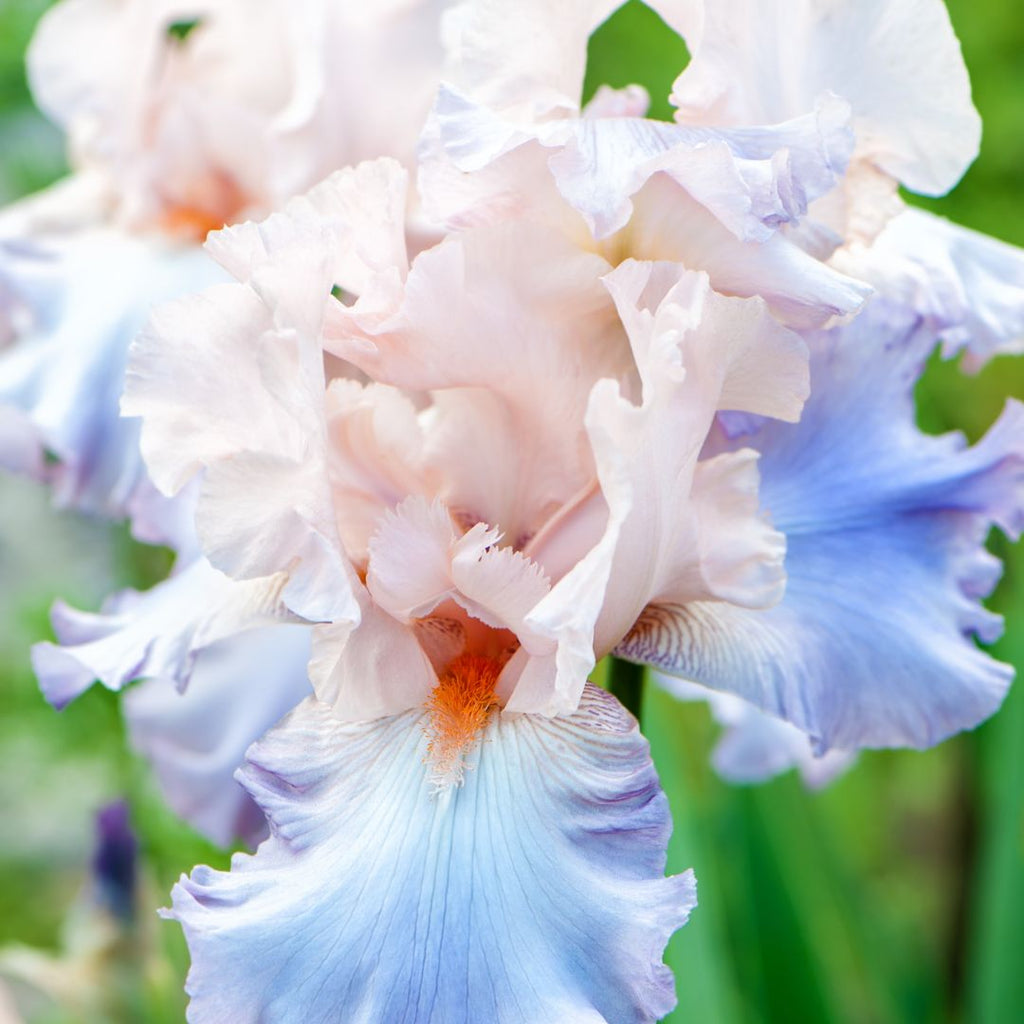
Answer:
0, 1, 1021, 1021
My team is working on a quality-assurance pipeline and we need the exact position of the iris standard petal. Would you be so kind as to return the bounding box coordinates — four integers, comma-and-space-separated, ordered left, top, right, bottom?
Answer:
168, 684, 696, 1023
431, 82, 852, 243
125, 278, 354, 625
670, 0, 979, 197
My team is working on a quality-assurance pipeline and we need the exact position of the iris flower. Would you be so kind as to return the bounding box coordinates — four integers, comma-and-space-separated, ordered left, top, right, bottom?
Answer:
111, 150, 834, 1016
11, 1, 1024, 1017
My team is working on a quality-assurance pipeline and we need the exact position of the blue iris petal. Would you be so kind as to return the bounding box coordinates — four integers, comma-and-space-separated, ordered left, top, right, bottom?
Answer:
168, 685, 696, 1023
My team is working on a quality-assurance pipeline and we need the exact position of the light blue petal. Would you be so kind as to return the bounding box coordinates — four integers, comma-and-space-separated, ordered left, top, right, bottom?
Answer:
860, 207, 1024, 370
124, 626, 312, 848
620, 299, 1024, 751
32, 555, 291, 709
0, 228, 222, 541
168, 685, 696, 1023
659, 676, 855, 789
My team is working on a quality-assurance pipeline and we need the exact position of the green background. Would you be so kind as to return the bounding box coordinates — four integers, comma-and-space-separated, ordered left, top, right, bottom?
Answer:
0, 2, 1022, 1021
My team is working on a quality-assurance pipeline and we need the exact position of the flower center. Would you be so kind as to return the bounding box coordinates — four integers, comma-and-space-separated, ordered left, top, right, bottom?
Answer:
424, 653, 502, 790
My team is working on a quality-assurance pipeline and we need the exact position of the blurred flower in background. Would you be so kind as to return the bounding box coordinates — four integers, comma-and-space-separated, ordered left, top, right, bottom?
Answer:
0, 801, 157, 1023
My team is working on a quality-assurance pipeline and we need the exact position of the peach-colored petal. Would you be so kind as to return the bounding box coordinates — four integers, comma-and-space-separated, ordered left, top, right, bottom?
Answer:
511, 262, 804, 714
326, 221, 626, 544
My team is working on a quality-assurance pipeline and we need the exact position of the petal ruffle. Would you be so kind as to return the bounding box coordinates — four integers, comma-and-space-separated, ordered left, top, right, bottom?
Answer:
836, 207, 1024, 371
124, 274, 353, 625
515, 261, 805, 715
167, 684, 696, 1023
32, 557, 291, 709
26, 0, 447, 228
618, 299, 1024, 751
422, 92, 869, 329
325, 219, 625, 546
660, 676, 855, 789
431, 81, 853, 242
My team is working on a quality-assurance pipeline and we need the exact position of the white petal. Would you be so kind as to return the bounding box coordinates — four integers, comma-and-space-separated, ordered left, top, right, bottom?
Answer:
511, 264, 803, 715
367, 496, 466, 621
0, 228, 222, 533
441, 0, 622, 119
308, 595, 438, 722
326, 220, 625, 545
671, 0, 980, 196
124, 279, 353, 624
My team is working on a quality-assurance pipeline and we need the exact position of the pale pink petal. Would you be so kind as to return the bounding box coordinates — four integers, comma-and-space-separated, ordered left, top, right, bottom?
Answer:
366, 496, 464, 621
441, 0, 622, 119
367, 496, 551, 642
512, 262, 804, 714
324, 378, 434, 564
626, 175, 870, 329
124, 280, 352, 624
27, 0, 447, 231
451, 528, 551, 639
422, 98, 869, 329
206, 158, 410, 309
326, 221, 626, 545
309, 595, 437, 722
431, 82, 853, 242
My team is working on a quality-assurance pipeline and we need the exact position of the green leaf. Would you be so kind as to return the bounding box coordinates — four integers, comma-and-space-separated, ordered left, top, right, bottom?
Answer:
583, 1, 689, 121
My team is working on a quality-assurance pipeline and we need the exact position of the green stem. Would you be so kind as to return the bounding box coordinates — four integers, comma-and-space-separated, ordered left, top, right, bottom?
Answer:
607, 656, 645, 722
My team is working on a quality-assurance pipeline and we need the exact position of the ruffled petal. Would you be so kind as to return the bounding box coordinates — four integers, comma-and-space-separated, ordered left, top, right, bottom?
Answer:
124, 625, 312, 848
670, 0, 980, 196
367, 496, 468, 620
124, 276, 353, 624
323, 378, 432, 564
836, 207, 1024, 370
618, 299, 1024, 750
26, 1, 447, 229
441, 0, 622, 120
546, 97, 853, 242
32, 557, 291, 710
660, 676, 856, 789
367, 496, 551, 636
326, 220, 625, 545
167, 684, 696, 1023
205, 158, 411, 332
422, 96, 869, 330
432, 82, 853, 242
515, 262, 804, 715
0, 227, 222, 535
307, 593, 438, 722
625, 175, 871, 329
